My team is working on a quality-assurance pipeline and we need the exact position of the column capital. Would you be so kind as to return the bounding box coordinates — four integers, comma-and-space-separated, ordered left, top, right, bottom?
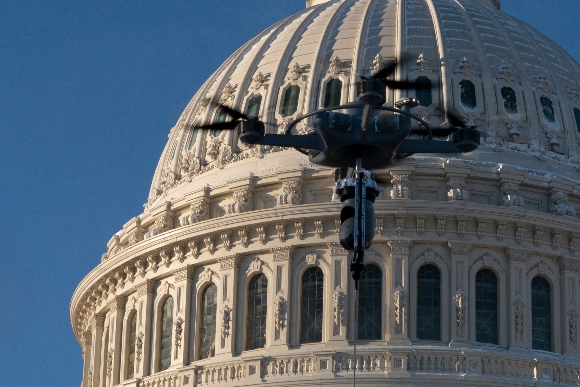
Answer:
136, 279, 156, 297
387, 238, 412, 253
448, 241, 472, 255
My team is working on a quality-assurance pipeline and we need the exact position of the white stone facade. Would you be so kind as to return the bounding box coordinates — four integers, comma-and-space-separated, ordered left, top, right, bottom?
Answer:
71, 0, 580, 386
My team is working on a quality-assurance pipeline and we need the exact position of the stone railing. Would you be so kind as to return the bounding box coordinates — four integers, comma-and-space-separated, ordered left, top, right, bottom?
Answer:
333, 352, 389, 373
261, 355, 317, 377
138, 373, 180, 387
408, 351, 466, 374
195, 362, 245, 386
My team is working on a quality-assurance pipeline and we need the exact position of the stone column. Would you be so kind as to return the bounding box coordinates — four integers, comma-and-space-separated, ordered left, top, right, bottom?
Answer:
81, 332, 92, 387
135, 280, 155, 377
216, 254, 240, 355
270, 246, 293, 347
90, 314, 106, 387
172, 266, 192, 366
505, 248, 527, 349
109, 296, 127, 386
559, 257, 580, 355
387, 238, 412, 345
448, 242, 471, 345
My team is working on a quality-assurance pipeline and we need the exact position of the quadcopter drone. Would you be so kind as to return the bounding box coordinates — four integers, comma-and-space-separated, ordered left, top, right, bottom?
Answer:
196, 61, 480, 288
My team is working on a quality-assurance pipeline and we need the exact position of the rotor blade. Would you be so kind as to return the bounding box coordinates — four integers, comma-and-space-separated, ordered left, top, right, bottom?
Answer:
383, 79, 422, 90
194, 121, 240, 130
446, 111, 466, 128
218, 104, 248, 121
410, 127, 458, 137
371, 60, 398, 80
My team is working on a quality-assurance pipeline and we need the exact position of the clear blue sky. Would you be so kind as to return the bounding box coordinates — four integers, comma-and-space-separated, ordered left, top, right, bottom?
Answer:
0, 1, 578, 385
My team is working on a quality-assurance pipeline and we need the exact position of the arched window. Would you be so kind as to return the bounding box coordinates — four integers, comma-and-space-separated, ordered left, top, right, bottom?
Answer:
300, 267, 324, 343
475, 269, 498, 344
246, 93, 262, 117
324, 78, 342, 108
247, 274, 268, 350
540, 96, 556, 123
200, 284, 217, 359
415, 76, 432, 107
573, 108, 580, 133
531, 276, 551, 351
159, 297, 174, 371
357, 264, 382, 340
211, 108, 228, 137
281, 85, 300, 116
417, 264, 441, 340
459, 79, 477, 109
127, 312, 137, 379
501, 86, 518, 114
186, 120, 200, 151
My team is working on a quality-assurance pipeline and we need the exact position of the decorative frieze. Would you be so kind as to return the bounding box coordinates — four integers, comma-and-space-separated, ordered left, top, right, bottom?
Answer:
180, 200, 209, 226
179, 151, 201, 183
279, 180, 302, 205
454, 293, 466, 327
390, 174, 410, 199
332, 287, 345, 327
448, 242, 471, 256
219, 83, 237, 104
388, 239, 411, 253
227, 189, 253, 214
174, 317, 184, 357
221, 305, 232, 339
570, 236, 579, 254
549, 192, 576, 218
328, 242, 348, 255
219, 255, 240, 271
393, 290, 405, 325
513, 299, 525, 337
447, 177, 469, 201
271, 246, 293, 261
500, 183, 524, 208
274, 296, 286, 332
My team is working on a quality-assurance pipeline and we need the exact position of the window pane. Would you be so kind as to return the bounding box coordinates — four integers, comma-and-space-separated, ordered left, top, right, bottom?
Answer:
357, 264, 382, 340
475, 269, 498, 344
501, 87, 518, 114
212, 108, 228, 137
417, 264, 441, 340
282, 85, 300, 117
200, 284, 217, 359
300, 267, 324, 343
127, 313, 137, 379
459, 80, 477, 109
159, 297, 174, 371
531, 276, 551, 351
540, 96, 556, 123
187, 120, 200, 151
324, 78, 342, 108
246, 93, 262, 118
247, 274, 268, 350
574, 108, 580, 133
415, 76, 432, 107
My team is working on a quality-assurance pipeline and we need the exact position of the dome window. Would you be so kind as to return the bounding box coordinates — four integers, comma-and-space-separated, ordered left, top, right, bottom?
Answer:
501, 87, 518, 114
127, 313, 137, 379
531, 276, 551, 351
573, 108, 580, 133
247, 274, 268, 350
540, 96, 556, 123
281, 85, 300, 117
475, 269, 498, 345
357, 264, 382, 340
159, 297, 174, 371
417, 264, 441, 341
187, 120, 200, 151
459, 80, 477, 109
300, 267, 324, 343
323, 78, 342, 108
415, 76, 432, 107
200, 284, 217, 359
246, 93, 262, 118
211, 108, 228, 137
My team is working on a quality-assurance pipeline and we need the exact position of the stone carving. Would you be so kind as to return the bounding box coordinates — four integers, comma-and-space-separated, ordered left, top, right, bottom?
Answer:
447, 177, 469, 201
507, 119, 520, 140
147, 254, 159, 273
570, 236, 579, 254
416, 216, 425, 235
477, 220, 486, 239
136, 331, 144, 362
125, 265, 136, 283
335, 219, 341, 235
457, 218, 466, 238
106, 348, 114, 377
174, 316, 184, 355
136, 259, 147, 278
393, 290, 405, 325
457, 57, 472, 75
569, 310, 577, 343
276, 224, 285, 242
496, 222, 505, 241
257, 226, 266, 245
396, 216, 404, 236
288, 62, 303, 81
180, 200, 209, 226
514, 299, 524, 333
187, 240, 200, 259
437, 217, 445, 237
274, 296, 286, 331
549, 192, 576, 217
314, 220, 323, 238
115, 270, 125, 290
454, 293, 466, 327
533, 228, 543, 247
106, 277, 117, 295
195, 98, 210, 117
179, 151, 201, 182
272, 246, 294, 260
328, 56, 344, 74
497, 63, 513, 82
332, 287, 345, 326
416, 53, 430, 72
252, 72, 268, 90
227, 189, 253, 214
128, 230, 144, 245
371, 53, 384, 73
552, 231, 562, 250
219, 255, 239, 271
279, 181, 302, 205
247, 257, 263, 274
204, 236, 216, 255
390, 174, 410, 199
515, 225, 524, 244
87, 366, 93, 387
500, 183, 524, 208
205, 134, 223, 162
219, 83, 237, 104
305, 253, 319, 265
160, 249, 171, 268
221, 233, 232, 251
295, 222, 304, 240
148, 214, 173, 239
238, 229, 249, 248
173, 245, 185, 263
375, 217, 383, 236
221, 305, 232, 339
199, 268, 215, 284
158, 167, 178, 196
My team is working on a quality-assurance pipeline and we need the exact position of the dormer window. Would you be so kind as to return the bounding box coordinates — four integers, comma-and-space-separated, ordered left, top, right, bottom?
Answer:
415, 76, 432, 107
501, 86, 518, 114
540, 96, 555, 123
323, 78, 342, 108
459, 80, 477, 109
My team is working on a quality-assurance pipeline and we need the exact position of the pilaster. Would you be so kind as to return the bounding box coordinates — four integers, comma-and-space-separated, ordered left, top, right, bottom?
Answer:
81, 332, 93, 387
448, 242, 471, 344
328, 243, 348, 342
135, 280, 156, 377
387, 238, 412, 345
270, 246, 294, 347
90, 314, 106, 387
559, 257, 580, 355
505, 248, 527, 349
216, 254, 240, 355
172, 266, 193, 366
109, 296, 127, 385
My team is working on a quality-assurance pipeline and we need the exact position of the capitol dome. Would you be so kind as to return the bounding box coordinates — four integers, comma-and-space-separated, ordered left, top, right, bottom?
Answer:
71, 0, 580, 386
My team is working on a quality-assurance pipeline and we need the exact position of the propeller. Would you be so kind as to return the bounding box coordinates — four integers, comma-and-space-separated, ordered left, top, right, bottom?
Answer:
193, 103, 276, 131
359, 55, 430, 90
410, 111, 474, 137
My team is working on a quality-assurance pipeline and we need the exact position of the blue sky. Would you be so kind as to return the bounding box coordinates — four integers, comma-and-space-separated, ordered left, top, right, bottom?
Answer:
0, 0, 578, 385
